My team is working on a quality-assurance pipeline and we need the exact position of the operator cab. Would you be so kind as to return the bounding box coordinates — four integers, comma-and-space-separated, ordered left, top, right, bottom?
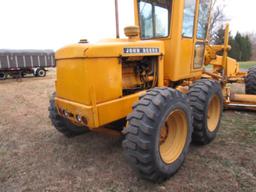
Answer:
136, 0, 211, 41
134, 0, 212, 81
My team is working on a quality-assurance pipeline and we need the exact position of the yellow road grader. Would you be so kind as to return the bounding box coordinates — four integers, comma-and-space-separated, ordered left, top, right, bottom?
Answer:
49, 0, 256, 182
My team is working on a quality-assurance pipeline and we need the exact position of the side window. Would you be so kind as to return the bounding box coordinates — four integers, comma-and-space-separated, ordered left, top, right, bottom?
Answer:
182, 0, 196, 38
140, 2, 153, 39
155, 6, 169, 37
194, 42, 205, 68
139, 0, 171, 39
197, 0, 211, 39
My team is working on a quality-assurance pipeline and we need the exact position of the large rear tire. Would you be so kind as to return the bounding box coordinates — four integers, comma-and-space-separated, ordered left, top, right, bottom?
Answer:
122, 88, 192, 182
49, 93, 89, 137
188, 79, 223, 145
245, 66, 256, 95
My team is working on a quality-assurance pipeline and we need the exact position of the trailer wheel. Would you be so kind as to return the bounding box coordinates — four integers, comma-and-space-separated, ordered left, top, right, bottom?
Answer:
188, 79, 223, 145
49, 93, 89, 137
0, 72, 7, 80
36, 68, 46, 77
122, 88, 192, 182
245, 66, 256, 95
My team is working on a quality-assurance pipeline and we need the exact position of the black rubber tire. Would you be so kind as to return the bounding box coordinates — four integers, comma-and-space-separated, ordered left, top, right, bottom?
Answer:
188, 79, 223, 145
122, 88, 192, 182
0, 72, 7, 80
48, 93, 89, 137
245, 66, 256, 95
36, 68, 46, 77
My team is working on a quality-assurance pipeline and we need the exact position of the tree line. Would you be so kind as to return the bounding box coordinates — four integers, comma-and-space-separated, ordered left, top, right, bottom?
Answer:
213, 28, 252, 61
209, 0, 255, 61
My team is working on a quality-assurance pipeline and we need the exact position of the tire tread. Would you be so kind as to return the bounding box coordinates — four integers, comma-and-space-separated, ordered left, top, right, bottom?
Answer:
123, 88, 192, 182
188, 79, 223, 144
245, 67, 256, 95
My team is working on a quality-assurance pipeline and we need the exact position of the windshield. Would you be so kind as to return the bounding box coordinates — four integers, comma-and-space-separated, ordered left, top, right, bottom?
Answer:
138, 0, 171, 39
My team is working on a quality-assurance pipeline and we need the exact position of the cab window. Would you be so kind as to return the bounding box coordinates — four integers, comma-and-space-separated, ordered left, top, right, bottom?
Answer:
197, 0, 211, 39
182, 0, 196, 38
194, 42, 205, 68
139, 0, 171, 39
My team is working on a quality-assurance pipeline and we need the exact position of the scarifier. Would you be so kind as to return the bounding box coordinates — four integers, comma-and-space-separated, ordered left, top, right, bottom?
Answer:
49, 0, 256, 181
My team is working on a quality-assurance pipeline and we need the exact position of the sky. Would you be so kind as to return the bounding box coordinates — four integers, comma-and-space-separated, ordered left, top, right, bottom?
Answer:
0, 0, 255, 50
224, 0, 256, 35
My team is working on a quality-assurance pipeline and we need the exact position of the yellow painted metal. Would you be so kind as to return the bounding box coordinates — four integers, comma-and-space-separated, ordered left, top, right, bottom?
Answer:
54, 0, 256, 131
56, 58, 122, 105
55, 44, 89, 59
56, 59, 90, 105
230, 94, 256, 105
209, 56, 241, 78
207, 95, 221, 132
160, 110, 188, 164
55, 91, 146, 128
226, 57, 240, 77
56, 40, 164, 59
97, 91, 146, 126
134, 0, 203, 81
223, 88, 256, 111
206, 25, 242, 79
55, 39, 164, 128
223, 24, 230, 77
205, 45, 231, 65
55, 97, 94, 127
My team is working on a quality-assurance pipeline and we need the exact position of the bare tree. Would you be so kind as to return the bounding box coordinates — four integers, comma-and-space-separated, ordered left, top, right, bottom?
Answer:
208, 0, 228, 44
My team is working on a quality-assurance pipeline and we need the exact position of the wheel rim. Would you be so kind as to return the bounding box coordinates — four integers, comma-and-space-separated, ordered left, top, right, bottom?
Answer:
38, 70, 45, 76
159, 109, 188, 164
207, 95, 221, 132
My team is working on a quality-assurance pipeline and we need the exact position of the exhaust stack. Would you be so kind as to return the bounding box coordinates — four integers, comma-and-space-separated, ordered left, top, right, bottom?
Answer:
115, 0, 120, 38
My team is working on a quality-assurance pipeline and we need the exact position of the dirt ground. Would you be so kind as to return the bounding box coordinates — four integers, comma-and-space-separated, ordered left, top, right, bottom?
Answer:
0, 70, 256, 192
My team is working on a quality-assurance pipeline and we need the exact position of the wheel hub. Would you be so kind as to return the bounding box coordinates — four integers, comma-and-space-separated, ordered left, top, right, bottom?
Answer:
207, 95, 221, 132
159, 110, 188, 164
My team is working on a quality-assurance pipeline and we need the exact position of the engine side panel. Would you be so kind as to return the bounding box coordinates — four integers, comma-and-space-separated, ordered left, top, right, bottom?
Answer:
56, 58, 122, 105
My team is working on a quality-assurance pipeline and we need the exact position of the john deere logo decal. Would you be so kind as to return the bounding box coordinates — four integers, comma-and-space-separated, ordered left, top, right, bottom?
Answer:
124, 48, 160, 54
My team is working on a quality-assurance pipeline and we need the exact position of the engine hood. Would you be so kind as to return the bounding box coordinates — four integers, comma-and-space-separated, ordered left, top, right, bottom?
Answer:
55, 39, 165, 59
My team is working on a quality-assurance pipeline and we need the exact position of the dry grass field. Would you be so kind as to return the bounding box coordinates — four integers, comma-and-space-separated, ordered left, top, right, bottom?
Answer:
0, 70, 255, 192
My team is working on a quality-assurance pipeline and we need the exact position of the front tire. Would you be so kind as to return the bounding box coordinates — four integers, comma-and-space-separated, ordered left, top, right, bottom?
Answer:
188, 79, 223, 145
122, 88, 192, 182
49, 93, 89, 137
245, 66, 256, 94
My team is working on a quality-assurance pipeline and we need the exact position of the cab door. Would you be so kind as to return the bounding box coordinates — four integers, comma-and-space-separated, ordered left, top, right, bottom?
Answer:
180, 0, 211, 73
192, 0, 211, 71
180, 0, 198, 77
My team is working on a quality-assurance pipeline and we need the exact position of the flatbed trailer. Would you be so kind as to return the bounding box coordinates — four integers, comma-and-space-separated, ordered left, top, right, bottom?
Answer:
0, 49, 55, 80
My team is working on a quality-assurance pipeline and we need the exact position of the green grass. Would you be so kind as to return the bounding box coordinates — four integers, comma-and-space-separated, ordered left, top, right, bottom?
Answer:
205, 61, 256, 71
239, 61, 256, 70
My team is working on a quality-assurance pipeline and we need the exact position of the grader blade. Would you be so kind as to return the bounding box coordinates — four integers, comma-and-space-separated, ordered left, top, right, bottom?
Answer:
226, 94, 256, 111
